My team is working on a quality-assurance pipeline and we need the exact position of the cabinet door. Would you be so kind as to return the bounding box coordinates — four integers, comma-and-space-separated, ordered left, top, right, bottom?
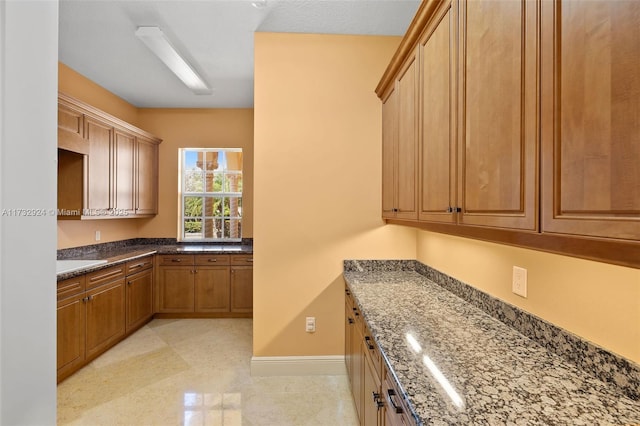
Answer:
350, 307, 364, 421
195, 266, 230, 312
126, 268, 153, 332
419, 1, 457, 223
85, 279, 125, 359
157, 266, 195, 312
345, 290, 354, 378
458, 0, 539, 230
57, 293, 86, 381
114, 130, 136, 215
230, 266, 253, 313
362, 340, 383, 426
541, 0, 640, 240
136, 136, 159, 215
396, 53, 419, 220
85, 116, 113, 212
382, 87, 398, 219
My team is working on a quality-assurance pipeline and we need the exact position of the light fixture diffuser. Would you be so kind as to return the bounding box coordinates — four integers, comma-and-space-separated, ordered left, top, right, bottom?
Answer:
135, 26, 211, 95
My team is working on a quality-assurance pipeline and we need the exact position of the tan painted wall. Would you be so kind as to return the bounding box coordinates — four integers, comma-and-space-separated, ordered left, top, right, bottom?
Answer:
416, 231, 640, 363
58, 63, 139, 124
136, 109, 254, 238
58, 63, 141, 249
253, 33, 417, 357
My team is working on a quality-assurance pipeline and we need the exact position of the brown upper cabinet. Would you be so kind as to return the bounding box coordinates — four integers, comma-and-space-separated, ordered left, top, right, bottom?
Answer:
458, 0, 539, 230
57, 93, 161, 219
377, 0, 640, 267
411, 0, 538, 230
381, 51, 419, 220
540, 0, 640, 241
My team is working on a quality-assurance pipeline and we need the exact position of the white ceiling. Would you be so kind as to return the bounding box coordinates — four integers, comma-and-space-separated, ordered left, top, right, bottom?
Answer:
59, 0, 420, 108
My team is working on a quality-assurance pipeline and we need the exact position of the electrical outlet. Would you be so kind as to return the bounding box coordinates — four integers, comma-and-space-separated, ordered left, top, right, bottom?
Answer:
305, 317, 316, 333
95, 230, 101, 241
512, 266, 527, 298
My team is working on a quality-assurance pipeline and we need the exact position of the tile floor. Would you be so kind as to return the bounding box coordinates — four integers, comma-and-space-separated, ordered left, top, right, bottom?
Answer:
57, 319, 359, 426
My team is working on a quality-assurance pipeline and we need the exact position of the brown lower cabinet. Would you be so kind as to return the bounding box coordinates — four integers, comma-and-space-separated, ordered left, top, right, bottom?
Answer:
125, 257, 154, 332
85, 276, 126, 359
156, 254, 253, 317
345, 286, 415, 426
57, 252, 253, 382
57, 256, 154, 383
57, 275, 87, 381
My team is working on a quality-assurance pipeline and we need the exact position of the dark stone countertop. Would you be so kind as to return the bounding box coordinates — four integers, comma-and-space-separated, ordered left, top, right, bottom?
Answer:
57, 240, 253, 281
343, 261, 640, 425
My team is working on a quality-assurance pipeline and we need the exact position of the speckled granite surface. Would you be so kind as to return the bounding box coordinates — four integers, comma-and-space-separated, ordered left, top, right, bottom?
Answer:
343, 260, 640, 425
57, 238, 253, 281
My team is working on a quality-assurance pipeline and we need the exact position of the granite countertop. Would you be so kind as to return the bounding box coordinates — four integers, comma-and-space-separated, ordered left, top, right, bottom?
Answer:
343, 267, 640, 425
57, 240, 253, 281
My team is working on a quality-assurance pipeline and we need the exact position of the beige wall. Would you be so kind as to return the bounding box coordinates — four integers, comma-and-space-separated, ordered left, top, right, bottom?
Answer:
137, 109, 254, 238
58, 63, 140, 248
253, 33, 417, 357
416, 231, 640, 363
59, 63, 139, 125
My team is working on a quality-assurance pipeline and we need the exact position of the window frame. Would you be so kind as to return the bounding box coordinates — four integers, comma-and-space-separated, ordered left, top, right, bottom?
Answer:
178, 148, 243, 242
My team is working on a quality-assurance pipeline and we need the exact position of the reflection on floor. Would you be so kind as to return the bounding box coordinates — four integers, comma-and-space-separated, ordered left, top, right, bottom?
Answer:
57, 319, 358, 426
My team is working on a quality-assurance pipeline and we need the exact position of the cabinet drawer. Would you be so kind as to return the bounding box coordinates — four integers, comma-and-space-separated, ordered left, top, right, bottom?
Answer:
57, 275, 86, 301
126, 256, 154, 275
231, 255, 253, 266
384, 371, 415, 426
158, 255, 194, 266
195, 254, 230, 266
86, 265, 126, 290
363, 324, 383, 379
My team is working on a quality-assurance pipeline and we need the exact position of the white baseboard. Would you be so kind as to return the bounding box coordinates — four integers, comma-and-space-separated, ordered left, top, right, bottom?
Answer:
250, 355, 347, 376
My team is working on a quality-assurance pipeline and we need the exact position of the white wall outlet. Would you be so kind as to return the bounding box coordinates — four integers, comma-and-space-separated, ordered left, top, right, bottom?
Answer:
512, 266, 527, 298
305, 317, 316, 333
95, 230, 101, 241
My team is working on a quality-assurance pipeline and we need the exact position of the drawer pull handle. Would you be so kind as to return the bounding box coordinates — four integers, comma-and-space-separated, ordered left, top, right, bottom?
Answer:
247, 259, 253, 263
171, 259, 182, 262
208, 259, 218, 262
387, 389, 403, 414
348, 318, 354, 324
130, 263, 144, 269
352, 308, 359, 316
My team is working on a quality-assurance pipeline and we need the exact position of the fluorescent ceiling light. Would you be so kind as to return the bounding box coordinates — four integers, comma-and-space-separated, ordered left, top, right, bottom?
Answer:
135, 26, 211, 95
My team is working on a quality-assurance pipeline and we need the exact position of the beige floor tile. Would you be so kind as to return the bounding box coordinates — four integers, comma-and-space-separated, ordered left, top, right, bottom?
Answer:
58, 319, 358, 426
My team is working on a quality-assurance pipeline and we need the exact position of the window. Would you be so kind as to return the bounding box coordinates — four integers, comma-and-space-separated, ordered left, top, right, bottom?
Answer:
179, 148, 243, 241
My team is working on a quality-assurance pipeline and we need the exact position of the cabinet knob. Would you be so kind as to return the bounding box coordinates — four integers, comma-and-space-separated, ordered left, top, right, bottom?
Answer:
365, 336, 374, 350
372, 392, 384, 409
